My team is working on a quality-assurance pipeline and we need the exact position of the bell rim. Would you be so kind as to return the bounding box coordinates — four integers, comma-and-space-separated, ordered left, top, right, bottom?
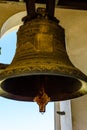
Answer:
0, 64, 87, 101
0, 78, 87, 102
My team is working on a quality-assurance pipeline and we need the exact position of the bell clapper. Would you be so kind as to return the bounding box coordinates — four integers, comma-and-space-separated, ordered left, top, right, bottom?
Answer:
34, 86, 50, 113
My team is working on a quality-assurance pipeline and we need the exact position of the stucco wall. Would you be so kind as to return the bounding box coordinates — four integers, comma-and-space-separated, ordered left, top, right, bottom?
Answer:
71, 95, 87, 130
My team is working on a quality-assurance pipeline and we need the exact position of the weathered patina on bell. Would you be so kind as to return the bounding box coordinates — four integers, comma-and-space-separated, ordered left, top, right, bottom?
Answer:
0, 3, 87, 112
0, 63, 8, 70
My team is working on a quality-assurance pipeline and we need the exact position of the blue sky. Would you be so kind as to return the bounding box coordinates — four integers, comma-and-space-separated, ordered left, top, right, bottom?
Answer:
0, 31, 54, 130
0, 31, 16, 64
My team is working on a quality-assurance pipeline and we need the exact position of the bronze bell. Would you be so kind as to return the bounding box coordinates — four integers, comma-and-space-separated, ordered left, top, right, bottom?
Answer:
0, 1, 87, 113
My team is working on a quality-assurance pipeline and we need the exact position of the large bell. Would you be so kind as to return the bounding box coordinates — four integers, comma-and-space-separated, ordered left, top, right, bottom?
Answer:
0, 6, 87, 112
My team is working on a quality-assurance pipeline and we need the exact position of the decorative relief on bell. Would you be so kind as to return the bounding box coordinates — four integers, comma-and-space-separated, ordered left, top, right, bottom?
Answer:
34, 34, 53, 52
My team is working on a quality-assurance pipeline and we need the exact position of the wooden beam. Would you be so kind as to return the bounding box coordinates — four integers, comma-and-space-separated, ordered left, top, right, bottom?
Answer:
58, 0, 87, 10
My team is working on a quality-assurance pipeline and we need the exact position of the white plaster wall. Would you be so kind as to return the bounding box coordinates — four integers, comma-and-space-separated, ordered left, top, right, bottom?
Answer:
54, 101, 72, 130
71, 95, 87, 130
60, 101, 72, 130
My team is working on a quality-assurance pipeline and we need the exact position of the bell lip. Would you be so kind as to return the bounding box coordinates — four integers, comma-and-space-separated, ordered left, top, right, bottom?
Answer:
0, 79, 87, 102
0, 64, 87, 101
0, 68, 87, 101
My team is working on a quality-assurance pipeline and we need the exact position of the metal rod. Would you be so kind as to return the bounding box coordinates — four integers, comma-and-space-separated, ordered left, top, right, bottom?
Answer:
46, 0, 56, 17
25, 0, 36, 17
